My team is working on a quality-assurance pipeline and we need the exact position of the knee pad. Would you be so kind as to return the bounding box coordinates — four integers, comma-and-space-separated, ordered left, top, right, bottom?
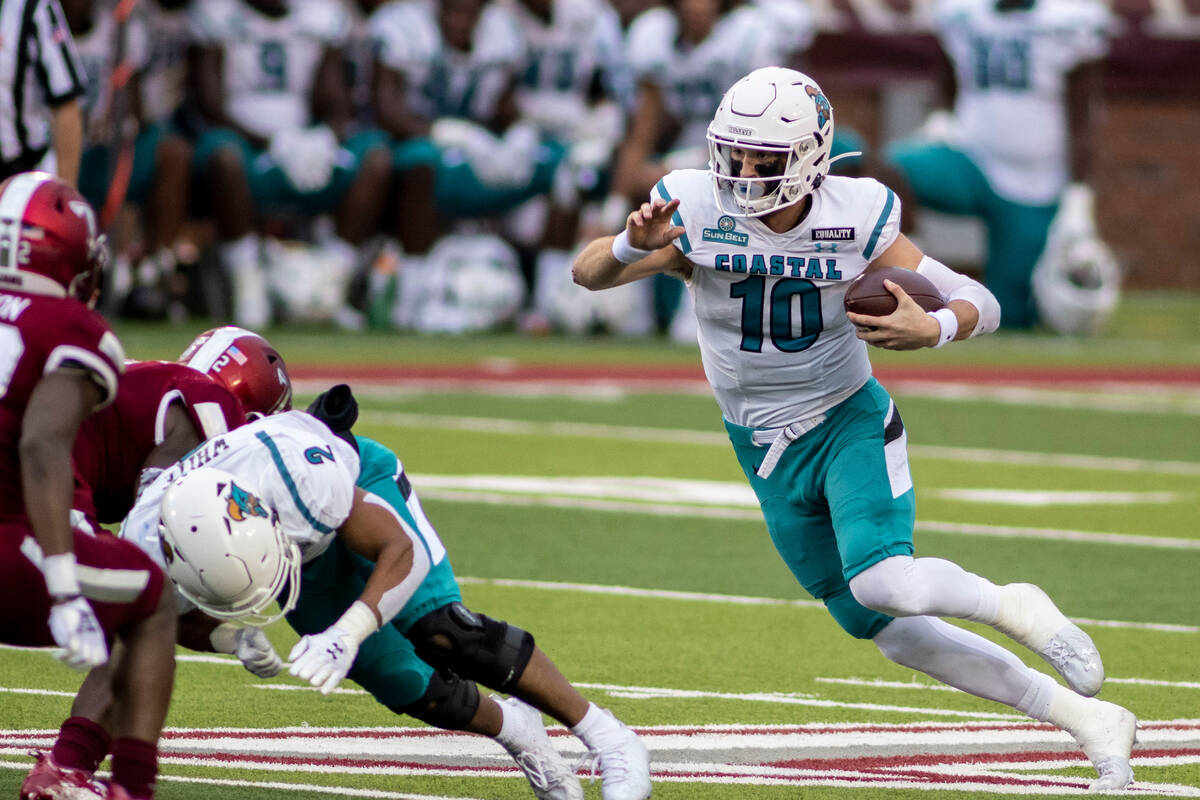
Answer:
408, 602, 535, 692
395, 668, 480, 730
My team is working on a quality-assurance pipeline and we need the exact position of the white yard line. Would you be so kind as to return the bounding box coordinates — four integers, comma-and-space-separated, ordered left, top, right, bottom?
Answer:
452, 576, 1200, 634
360, 411, 1200, 476
412, 480, 1200, 551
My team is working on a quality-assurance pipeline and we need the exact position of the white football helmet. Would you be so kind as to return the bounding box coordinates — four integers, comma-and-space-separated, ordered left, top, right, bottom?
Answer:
707, 67, 834, 217
157, 467, 301, 625
1032, 235, 1121, 335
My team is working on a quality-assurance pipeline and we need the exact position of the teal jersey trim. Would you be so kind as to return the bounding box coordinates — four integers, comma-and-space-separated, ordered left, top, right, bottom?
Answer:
256, 432, 335, 534
655, 178, 691, 254
863, 188, 896, 260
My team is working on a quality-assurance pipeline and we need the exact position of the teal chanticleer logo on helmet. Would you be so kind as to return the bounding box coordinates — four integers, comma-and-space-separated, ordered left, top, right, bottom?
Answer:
806, 85, 831, 129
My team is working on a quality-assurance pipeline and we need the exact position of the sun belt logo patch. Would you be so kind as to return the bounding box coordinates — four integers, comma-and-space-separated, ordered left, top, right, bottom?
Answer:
806, 85, 831, 129
226, 481, 269, 522
703, 215, 749, 246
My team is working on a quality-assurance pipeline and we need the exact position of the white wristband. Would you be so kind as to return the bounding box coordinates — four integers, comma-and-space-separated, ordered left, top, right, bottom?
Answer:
335, 600, 380, 646
611, 230, 654, 265
928, 307, 958, 348
42, 553, 81, 599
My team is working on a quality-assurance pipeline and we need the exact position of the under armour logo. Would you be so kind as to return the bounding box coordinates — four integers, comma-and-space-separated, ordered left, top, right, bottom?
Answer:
326, 642, 345, 660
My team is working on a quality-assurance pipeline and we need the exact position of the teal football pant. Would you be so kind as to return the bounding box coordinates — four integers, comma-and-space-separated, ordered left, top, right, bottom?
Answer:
724, 378, 915, 640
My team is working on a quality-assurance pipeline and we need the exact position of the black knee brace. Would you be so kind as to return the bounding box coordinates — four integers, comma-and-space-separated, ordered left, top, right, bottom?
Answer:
395, 667, 480, 730
408, 602, 535, 692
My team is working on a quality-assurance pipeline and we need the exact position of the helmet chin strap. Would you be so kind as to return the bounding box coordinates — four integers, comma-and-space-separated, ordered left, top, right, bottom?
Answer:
828, 150, 863, 166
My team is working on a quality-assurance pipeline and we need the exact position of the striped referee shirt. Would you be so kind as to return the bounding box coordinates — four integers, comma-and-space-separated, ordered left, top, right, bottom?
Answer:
0, 0, 85, 176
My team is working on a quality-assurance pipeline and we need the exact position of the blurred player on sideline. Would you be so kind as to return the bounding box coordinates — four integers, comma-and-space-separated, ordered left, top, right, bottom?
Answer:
572, 67, 1136, 792
187, 0, 392, 328
885, 0, 1115, 329
0, 171, 176, 800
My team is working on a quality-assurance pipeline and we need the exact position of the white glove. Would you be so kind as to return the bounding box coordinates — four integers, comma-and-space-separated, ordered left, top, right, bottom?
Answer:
48, 597, 108, 670
235, 626, 282, 677
269, 126, 340, 193
288, 625, 358, 694
431, 119, 537, 189
915, 109, 961, 145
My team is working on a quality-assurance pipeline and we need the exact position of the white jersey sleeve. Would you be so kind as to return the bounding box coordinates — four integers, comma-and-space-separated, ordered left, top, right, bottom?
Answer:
370, 0, 439, 72
473, 3, 525, 72
651, 171, 900, 428
625, 8, 675, 83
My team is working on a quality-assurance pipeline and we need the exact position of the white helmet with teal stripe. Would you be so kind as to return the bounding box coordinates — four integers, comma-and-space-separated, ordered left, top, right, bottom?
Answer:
707, 67, 835, 217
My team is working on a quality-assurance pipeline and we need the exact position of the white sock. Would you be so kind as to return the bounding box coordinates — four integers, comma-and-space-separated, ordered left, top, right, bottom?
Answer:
534, 249, 571, 317
219, 233, 260, 275
570, 703, 610, 748
1044, 683, 1094, 732
873, 616, 1050, 711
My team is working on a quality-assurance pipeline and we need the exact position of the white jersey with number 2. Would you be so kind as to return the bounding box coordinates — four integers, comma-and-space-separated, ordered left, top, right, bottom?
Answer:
652, 170, 902, 429
122, 411, 361, 570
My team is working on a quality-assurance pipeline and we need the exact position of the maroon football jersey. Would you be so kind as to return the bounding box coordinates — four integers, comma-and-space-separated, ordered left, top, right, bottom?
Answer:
0, 290, 124, 522
73, 361, 248, 524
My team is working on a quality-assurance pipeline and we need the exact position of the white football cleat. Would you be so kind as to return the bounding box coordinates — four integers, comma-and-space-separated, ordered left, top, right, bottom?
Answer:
1064, 699, 1137, 792
495, 696, 583, 800
993, 583, 1104, 696
577, 708, 652, 800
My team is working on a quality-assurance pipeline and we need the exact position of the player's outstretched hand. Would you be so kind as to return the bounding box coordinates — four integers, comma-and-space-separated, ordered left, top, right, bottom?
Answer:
626, 198, 686, 251
847, 279, 942, 350
288, 625, 359, 694
48, 597, 108, 670
234, 626, 283, 678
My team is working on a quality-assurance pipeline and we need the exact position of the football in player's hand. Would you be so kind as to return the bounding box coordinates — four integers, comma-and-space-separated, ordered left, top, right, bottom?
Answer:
843, 267, 945, 316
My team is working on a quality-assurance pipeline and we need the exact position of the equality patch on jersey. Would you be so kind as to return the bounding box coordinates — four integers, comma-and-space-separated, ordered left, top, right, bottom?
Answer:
703, 216, 749, 246
812, 227, 855, 242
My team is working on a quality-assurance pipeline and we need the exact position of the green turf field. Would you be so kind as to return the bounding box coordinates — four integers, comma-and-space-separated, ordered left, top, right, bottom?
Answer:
1, 291, 1197, 798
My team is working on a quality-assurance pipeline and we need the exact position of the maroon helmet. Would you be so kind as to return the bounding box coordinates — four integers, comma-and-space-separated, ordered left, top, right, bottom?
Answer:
0, 171, 107, 306
179, 326, 293, 419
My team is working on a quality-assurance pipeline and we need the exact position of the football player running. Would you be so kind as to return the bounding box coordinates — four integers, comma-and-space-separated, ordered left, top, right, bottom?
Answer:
0, 172, 178, 800
572, 67, 1136, 791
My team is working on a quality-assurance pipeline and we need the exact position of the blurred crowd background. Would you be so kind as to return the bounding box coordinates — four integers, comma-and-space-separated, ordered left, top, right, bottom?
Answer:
7, 0, 1198, 338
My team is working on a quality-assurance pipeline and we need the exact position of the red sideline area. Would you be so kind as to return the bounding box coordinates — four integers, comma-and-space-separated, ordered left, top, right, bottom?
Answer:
289, 363, 1200, 388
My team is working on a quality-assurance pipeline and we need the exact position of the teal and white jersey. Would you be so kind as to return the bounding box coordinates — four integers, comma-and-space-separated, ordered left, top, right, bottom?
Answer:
652, 171, 901, 428
71, 10, 150, 137
370, 0, 524, 123
935, 0, 1111, 204
626, 5, 787, 149
503, 0, 627, 139
122, 411, 361, 568
188, 0, 351, 138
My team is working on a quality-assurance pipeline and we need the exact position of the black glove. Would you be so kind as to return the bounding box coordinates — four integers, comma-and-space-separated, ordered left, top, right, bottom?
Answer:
306, 384, 359, 453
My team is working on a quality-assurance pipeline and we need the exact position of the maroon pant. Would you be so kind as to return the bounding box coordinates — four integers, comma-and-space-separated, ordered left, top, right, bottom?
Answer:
0, 522, 165, 646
